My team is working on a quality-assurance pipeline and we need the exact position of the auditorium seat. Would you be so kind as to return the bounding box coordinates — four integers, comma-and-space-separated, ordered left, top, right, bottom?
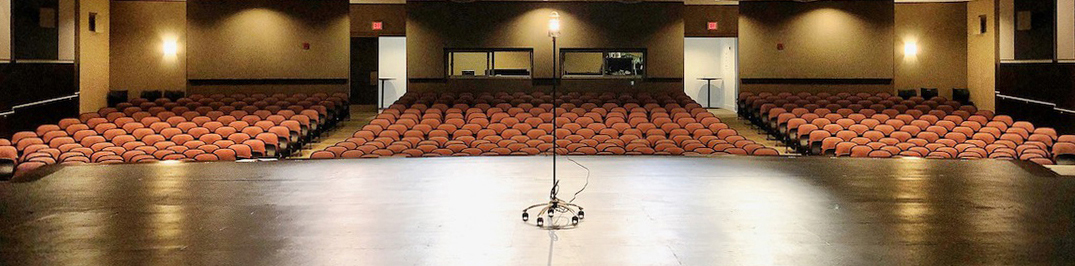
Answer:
318, 91, 763, 158
740, 91, 1064, 164
1, 92, 348, 178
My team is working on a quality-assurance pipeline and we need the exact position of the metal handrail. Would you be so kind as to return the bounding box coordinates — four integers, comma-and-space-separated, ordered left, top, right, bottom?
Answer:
993, 92, 1075, 115
0, 92, 80, 117
995, 93, 1056, 107
1056, 108, 1075, 115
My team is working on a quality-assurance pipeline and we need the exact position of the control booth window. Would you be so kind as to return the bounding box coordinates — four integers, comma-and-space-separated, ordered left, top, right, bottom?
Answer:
561, 49, 645, 78
447, 49, 533, 78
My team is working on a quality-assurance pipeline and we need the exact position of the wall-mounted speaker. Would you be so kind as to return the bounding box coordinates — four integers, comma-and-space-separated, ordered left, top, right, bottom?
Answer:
978, 15, 987, 35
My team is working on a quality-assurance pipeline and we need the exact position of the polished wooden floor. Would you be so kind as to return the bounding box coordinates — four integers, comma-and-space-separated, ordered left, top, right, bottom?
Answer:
1, 156, 1073, 265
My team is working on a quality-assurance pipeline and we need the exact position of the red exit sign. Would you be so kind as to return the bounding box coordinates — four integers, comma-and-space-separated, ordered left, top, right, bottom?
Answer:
707, 22, 718, 31
372, 21, 383, 31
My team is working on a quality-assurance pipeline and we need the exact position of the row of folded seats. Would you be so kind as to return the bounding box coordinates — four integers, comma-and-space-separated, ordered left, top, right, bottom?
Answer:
739, 91, 1075, 165
310, 91, 779, 159
0, 92, 349, 179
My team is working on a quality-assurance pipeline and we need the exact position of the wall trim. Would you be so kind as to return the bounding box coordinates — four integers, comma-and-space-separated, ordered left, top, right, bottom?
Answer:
409, 77, 683, 84
188, 78, 348, 86
12, 60, 76, 64
1000, 59, 1055, 64
408, 78, 448, 84
741, 78, 893, 85
684, 34, 738, 38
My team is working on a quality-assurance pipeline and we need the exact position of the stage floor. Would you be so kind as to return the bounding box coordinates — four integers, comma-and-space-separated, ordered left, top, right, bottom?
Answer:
2, 156, 1074, 265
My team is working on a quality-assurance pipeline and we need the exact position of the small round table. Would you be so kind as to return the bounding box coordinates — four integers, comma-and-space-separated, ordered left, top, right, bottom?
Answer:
698, 77, 722, 109
378, 77, 396, 110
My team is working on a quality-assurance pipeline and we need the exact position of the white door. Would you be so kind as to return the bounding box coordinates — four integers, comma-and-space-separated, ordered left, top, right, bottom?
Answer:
378, 37, 406, 108
684, 37, 738, 110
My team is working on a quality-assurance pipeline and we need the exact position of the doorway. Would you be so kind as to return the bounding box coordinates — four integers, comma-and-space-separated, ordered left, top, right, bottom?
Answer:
350, 37, 379, 105
377, 37, 406, 109
684, 37, 738, 110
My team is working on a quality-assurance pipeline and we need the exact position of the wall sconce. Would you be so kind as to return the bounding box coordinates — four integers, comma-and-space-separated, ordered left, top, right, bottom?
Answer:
163, 39, 178, 56
903, 41, 918, 56
548, 12, 561, 37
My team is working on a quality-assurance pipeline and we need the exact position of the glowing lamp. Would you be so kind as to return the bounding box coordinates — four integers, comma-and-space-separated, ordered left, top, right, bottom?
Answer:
548, 12, 561, 37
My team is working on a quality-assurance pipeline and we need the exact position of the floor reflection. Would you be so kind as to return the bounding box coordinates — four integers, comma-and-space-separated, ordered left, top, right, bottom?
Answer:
0, 156, 1072, 265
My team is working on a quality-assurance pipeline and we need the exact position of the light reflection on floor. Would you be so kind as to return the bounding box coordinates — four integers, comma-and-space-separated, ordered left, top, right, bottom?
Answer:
0, 155, 1071, 265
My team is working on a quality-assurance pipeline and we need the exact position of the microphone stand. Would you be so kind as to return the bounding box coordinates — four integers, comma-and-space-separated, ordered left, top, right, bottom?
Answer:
522, 33, 584, 228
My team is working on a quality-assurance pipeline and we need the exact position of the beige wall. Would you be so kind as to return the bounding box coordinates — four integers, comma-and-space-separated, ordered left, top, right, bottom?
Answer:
894, 3, 968, 99
0, 0, 9, 61
740, 1, 895, 80
186, 0, 349, 80
350, 4, 405, 37
968, 0, 997, 111
407, 1, 684, 92
79, 0, 108, 113
684, 5, 738, 37
738, 1, 975, 96
187, 84, 348, 96
110, 1, 186, 97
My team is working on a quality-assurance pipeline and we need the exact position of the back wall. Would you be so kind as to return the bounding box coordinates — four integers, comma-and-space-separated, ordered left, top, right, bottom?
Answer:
186, 0, 350, 94
739, 0, 895, 93
406, 1, 684, 92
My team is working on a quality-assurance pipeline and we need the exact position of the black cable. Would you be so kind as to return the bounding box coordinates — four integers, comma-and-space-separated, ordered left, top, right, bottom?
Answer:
549, 179, 559, 200
566, 156, 590, 203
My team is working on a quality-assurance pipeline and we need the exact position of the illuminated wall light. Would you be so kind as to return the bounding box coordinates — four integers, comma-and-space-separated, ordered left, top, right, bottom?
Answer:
903, 41, 918, 56
163, 39, 178, 57
548, 12, 561, 37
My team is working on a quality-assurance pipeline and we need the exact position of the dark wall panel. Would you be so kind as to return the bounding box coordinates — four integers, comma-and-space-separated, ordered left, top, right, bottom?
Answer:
0, 97, 79, 137
12, 0, 60, 59
997, 63, 1075, 134
351, 37, 379, 105
997, 63, 1075, 108
0, 63, 77, 108
1012, 0, 1055, 60
997, 97, 1075, 134
0, 63, 78, 137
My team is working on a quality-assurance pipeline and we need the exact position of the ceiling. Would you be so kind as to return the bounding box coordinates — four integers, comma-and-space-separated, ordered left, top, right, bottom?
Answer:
351, 0, 972, 4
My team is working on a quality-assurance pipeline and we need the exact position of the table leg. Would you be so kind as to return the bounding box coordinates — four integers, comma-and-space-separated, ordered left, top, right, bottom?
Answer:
706, 80, 712, 109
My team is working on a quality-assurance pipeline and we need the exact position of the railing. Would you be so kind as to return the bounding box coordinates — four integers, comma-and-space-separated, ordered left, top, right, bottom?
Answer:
993, 92, 1075, 115
0, 93, 80, 117
995, 93, 1056, 107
